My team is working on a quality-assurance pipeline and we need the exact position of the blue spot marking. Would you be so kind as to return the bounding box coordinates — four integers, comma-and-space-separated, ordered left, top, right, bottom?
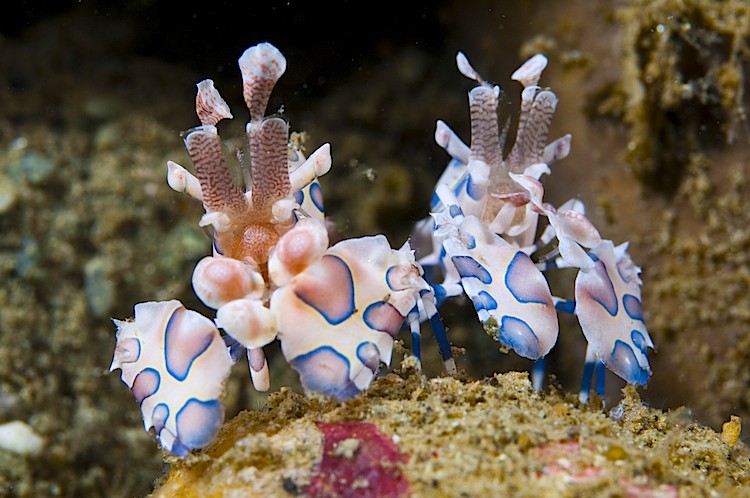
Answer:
461, 232, 476, 249
505, 252, 548, 304
151, 403, 169, 434
309, 182, 324, 213
290, 346, 360, 399
580, 360, 595, 399
449, 204, 462, 218
431, 284, 449, 307
595, 361, 606, 397
631, 330, 649, 353
609, 340, 649, 384
175, 398, 224, 451
362, 301, 402, 336
164, 308, 212, 381
429, 311, 453, 362
452, 255, 492, 284
133, 367, 160, 405
623, 294, 643, 321
588, 252, 599, 262
498, 316, 540, 359
472, 290, 498, 311
294, 189, 304, 205
295, 255, 355, 326
466, 175, 482, 200
356, 341, 381, 372
131, 337, 142, 363
290, 149, 300, 162
170, 440, 189, 457
385, 266, 401, 291
590, 262, 618, 317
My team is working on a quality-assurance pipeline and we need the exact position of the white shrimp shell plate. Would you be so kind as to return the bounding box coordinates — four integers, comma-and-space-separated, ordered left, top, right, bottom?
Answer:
575, 240, 652, 384
111, 300, 232, 455
272, 235, 422, 399
443, 215, 558, 359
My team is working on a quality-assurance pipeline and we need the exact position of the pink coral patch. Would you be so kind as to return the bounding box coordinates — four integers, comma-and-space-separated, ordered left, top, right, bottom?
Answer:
307, 422, 410, 498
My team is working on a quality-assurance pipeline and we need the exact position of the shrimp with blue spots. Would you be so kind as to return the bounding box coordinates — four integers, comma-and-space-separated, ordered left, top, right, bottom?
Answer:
431, 184, 558, 361
111, 43, 451, 457
420, 50, 654, 400
110, 300, 231, 455
271, 232, 444, 398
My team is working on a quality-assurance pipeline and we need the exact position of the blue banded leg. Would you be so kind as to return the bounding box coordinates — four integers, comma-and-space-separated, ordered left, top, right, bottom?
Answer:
432, 282, 464, 308
420, 290, 457, 374
579, 344, 602, 404
579, 352, 606, 404
407, 308, 422, 370
594, 360, 606, 400
580, 354, 594, 404
532, 357, 546, 391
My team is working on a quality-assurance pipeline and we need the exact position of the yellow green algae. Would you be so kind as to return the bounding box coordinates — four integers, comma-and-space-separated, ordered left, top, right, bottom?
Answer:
617, 0, 749, 193
153, 359, 750, 497
508, 0, 750, 430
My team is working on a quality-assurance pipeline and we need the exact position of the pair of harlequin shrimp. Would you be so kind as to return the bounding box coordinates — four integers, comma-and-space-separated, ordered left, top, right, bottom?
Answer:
110, 43, 449, 455
417, 51, 653, 403
110, 43, 653, 457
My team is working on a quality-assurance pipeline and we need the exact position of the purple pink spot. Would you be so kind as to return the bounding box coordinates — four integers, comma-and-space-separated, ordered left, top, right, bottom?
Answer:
132, 368, 160, 404
290, 346, 359, 399
582, 261, 618, 317
164, 308, 214, 381
623, 294, 643, 321
175, 398, 225, 452
452, 255, 492, 284
357, 342, 381, 372
310, 182, 324, 212
498, 316, 540, 360
631, 330, 649, 353
472, 290, 497, 311
295, 255, 355, 325
609, 340, 649, 385
505, 252, 551, 305
151, 403, 169, 434
363, 301, 404, 337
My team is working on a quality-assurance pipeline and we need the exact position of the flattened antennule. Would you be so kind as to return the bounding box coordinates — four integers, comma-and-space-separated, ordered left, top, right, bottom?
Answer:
239, 42, 287, 122
196, 79, 233, 126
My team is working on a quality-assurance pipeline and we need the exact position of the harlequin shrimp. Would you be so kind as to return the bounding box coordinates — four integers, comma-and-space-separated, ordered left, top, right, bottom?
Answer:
418, 51, 654, 402
111, 42, 448, 454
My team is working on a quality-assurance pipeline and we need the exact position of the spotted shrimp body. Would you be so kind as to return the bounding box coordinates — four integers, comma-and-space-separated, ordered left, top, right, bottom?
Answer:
110, 300, 231, 455
422, 51, 654, 400
111, 42, 447, 455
